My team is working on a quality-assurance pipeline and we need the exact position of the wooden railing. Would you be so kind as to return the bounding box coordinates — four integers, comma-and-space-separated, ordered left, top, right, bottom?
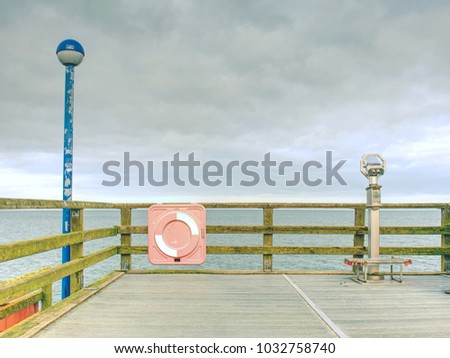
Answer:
1, 198, 450, 329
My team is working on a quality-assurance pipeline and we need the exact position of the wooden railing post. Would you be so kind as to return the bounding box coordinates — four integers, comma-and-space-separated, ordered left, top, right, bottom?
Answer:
441, 206, 450, 272
353, 207, 366, 273
70, 208, 84, 293
41, 284, 53, 310
353, 207, 365, 258
263, 207, 273, 272
121, 207, 132, 271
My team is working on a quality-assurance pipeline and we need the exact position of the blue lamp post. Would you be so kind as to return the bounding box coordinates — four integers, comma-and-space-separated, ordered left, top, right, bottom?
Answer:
56, 39, 85, 299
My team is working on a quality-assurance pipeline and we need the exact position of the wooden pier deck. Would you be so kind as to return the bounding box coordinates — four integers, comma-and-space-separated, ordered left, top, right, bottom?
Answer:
2, 199, 450, 339
31, 273, 450, 338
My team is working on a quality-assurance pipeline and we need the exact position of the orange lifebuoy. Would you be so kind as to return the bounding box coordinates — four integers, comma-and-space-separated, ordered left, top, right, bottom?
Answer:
148, 204, 206, 265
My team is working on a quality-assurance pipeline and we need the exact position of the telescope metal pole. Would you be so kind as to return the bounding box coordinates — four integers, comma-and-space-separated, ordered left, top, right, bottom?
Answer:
366, 178, 383, 280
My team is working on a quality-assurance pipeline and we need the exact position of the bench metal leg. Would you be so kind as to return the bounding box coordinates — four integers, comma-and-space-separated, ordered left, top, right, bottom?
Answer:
390, 264, 403, 283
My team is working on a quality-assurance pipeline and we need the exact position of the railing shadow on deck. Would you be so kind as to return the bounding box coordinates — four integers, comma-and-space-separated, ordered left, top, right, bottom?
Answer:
0, 197, 449, 334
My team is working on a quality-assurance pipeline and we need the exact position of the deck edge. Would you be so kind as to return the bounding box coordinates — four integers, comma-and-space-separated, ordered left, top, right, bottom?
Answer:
124, 269, 446, 275
0, 271, 125, 338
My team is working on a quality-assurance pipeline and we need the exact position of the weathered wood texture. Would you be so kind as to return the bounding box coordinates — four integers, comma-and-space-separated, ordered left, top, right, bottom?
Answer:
118, 225, 450, 235
442, 206, 450, 271
116, 202, 368, 209
32, 274, 335, 338
0, 227, 118, 263
0, 247, 118, 303
126, 269, 440, 275
29, 274, 450, 338
2, 198, 447, 210
263, 207, 273, 271
0, 198, 117, 209
70, 209, 84, 293
286, 274, 450, 338
353, 207, 365, 262
0, 271, 124, 338
121, 245, 450, 256
120, 207, 132, 271
0, 291, 42, 320
115, 202, 449, 209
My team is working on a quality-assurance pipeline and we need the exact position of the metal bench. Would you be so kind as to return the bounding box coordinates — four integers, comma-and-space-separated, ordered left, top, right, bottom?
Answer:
344, 257, 413, 283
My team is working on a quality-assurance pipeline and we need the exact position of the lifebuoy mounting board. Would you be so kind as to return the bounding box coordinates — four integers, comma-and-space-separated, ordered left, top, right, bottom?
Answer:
148, 204, 206, 265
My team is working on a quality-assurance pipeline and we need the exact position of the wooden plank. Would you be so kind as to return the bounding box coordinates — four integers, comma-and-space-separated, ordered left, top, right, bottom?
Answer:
126, 245, 365, 255
380, 226, 450, 235
115, 202, 448, 209
283, 274, 347, 338
115, 202, 366, 209
70, 209, 84, 293
381, 203, 448, 209
126, 270, 444, 275
0, 291, 43, 320
32, 274, 335, 338
441, 206, 450, 271
120, 225, 366, 235
0, 271, 124, 338
353, 207, 365, 261
119, 225, 450, 235
0, 227, 118, 263
120, 207, 132, 271
214, 246, 450, 256
0, 232, 81, 262
127, 270, 352, 275
1, 198, 447, 210
206, 246, 365, 255
0, 198, 117, 209
286, 275, 450, 338
41, 285, 52, 311
0, 267, 53, 297
206, 225, 366, 234
84, 227, 119, 240
0, 246, 118, 303
29, 274, 450, 338
126, 245, 450, 256
263, 207, 273, 271
379, 247, 450, 255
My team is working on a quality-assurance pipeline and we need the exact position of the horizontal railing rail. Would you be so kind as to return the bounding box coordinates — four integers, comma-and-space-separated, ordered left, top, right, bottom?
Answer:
0, 198, 117, 209
112, 202, 450, 209
0, 290, 43, 321
0, 228, 118, 263
0, 247, 118, 303
1, 198, 449, 210
120, 245, 450, 256
118, 225, 450, 235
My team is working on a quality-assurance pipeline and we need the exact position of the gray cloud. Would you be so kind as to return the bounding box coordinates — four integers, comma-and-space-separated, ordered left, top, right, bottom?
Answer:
0, 0, 449, 202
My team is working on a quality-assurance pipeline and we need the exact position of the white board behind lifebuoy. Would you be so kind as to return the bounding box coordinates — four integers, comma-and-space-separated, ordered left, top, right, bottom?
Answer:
148, 204, 206, 265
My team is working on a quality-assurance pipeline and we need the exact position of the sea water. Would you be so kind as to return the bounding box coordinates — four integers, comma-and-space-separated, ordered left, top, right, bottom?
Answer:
0, 208, 442, 302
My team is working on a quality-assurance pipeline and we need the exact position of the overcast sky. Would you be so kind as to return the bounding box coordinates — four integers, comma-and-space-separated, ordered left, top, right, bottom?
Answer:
0, 0, 449, 203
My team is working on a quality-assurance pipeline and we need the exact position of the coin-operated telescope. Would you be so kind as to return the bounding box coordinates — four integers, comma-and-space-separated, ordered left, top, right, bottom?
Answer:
361, 153, 386, 185
361, 153, 386, 280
